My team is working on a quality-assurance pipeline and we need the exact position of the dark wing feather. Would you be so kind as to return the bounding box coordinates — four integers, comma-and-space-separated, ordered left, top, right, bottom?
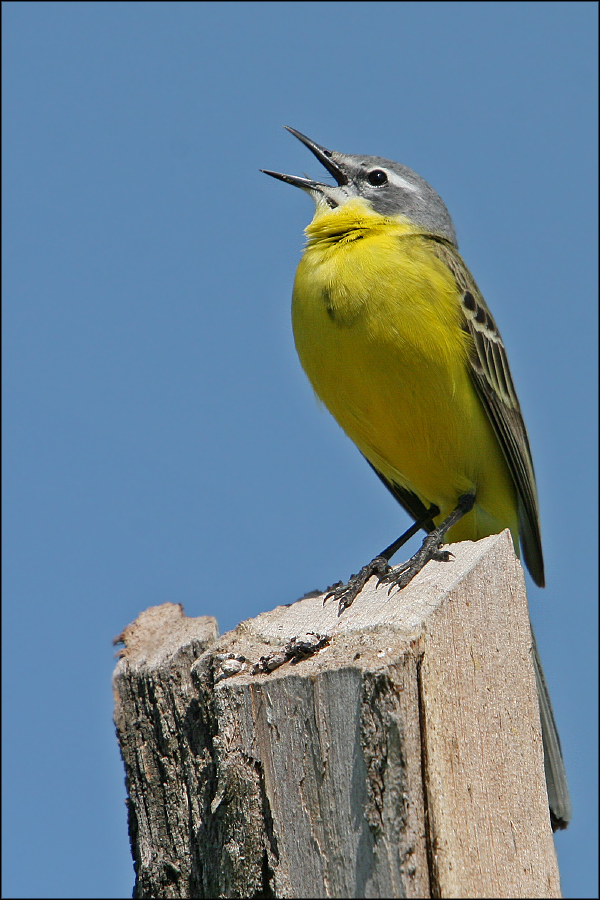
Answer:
365, 457, 438, 532
431, 239, 545, 587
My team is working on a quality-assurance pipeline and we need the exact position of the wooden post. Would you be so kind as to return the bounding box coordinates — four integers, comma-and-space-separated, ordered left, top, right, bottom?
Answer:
113, 530, 561, 898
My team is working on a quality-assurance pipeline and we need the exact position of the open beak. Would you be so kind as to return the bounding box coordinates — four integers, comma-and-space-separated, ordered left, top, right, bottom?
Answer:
261, 127, 349, 194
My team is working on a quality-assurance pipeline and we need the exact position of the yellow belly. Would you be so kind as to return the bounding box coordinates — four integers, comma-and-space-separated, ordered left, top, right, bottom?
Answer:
292, 204, 518, 547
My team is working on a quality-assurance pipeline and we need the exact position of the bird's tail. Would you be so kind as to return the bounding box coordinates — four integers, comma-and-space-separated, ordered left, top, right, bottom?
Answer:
531, 626, 572, 830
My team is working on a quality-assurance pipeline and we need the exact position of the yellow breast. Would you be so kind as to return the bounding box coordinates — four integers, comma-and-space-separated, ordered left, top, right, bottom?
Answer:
291, 199, 518, 544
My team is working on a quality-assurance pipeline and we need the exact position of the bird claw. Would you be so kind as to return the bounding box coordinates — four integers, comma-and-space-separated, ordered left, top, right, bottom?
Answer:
378, 544, 455, 596
323, 557, 391, 615
323, 581, 343, 606
433, 549, 454, 562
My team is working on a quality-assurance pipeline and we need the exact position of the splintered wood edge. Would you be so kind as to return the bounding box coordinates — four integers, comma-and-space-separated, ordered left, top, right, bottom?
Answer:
113, 601, 219, 669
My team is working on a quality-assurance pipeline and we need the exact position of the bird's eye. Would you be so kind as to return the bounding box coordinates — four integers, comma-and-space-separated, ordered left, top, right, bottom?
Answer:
367, 169, 388, 186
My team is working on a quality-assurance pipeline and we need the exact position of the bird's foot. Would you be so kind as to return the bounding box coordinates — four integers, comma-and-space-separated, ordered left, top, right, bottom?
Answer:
323, 556, 391, 616
377, 532, 454, 594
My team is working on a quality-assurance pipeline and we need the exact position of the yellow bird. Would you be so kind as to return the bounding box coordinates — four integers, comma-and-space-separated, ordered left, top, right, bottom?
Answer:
263, 127, 570, 830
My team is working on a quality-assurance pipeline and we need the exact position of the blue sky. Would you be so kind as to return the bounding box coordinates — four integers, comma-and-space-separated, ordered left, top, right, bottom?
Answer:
3, 2, 597, 897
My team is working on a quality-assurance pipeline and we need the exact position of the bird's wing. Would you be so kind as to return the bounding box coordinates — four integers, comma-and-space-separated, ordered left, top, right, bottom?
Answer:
431, 238, 545, 587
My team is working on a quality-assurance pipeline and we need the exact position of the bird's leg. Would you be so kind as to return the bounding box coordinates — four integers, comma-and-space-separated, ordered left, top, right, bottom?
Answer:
324, 504, 440, 616
377, 492, 476, 594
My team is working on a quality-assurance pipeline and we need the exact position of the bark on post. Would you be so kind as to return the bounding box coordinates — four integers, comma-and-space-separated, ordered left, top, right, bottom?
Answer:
113, 529, 561, 898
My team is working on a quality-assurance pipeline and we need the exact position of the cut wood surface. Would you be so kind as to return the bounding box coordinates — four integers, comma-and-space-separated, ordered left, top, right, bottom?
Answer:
113, 529, 561, 898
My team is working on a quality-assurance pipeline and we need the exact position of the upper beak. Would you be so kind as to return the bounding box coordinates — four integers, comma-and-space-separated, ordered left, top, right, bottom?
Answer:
261, 127, 349, 192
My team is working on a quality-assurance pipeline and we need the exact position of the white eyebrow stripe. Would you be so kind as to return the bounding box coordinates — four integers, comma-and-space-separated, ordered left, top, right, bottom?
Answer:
387, 172, 419, 193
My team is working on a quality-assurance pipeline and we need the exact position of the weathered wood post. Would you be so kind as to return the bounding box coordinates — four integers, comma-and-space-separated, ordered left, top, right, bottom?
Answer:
113, 529, 561, 898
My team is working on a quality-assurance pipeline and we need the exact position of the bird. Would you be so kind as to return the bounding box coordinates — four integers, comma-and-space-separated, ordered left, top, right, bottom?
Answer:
262, 127, 571, 831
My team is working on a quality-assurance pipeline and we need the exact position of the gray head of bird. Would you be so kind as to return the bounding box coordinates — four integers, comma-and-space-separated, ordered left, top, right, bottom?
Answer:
262, 126, 457, 246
